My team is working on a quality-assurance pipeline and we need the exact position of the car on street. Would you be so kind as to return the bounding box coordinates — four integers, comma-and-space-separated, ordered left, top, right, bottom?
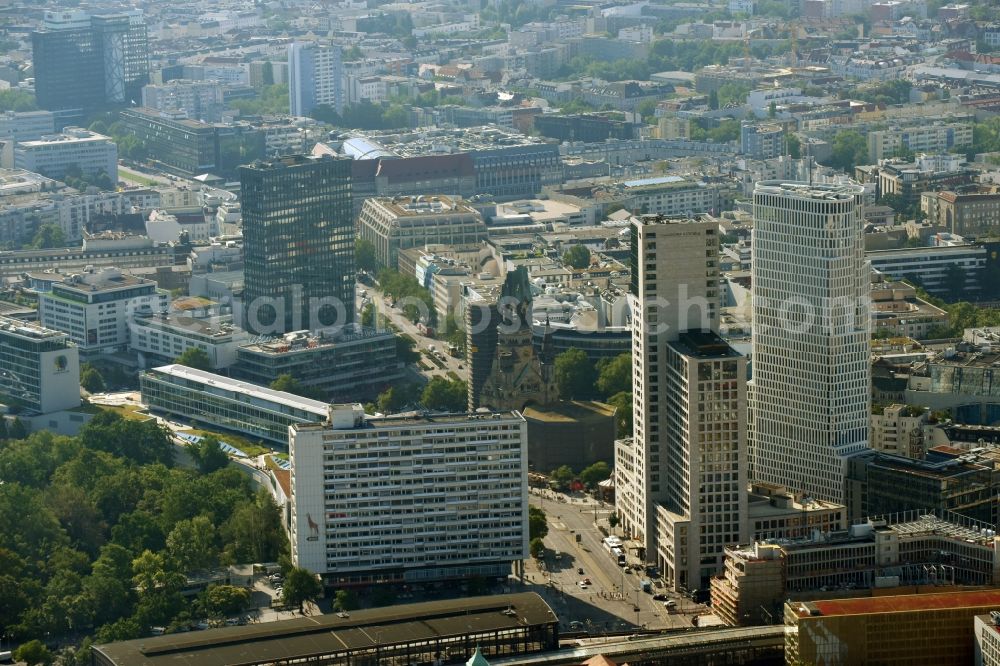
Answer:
583, 578, 592, 585
652, 593, 668, 601
663, 600, 677, 610
577, 567, 584, 575
577, 581, 589, 589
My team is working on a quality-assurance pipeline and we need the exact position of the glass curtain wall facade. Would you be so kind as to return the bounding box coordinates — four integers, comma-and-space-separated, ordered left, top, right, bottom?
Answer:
240, 155, 354, 334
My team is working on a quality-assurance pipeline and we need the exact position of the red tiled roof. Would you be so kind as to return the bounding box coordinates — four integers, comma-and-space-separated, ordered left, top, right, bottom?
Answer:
928, 444, 965, 457
582, 657, 618, 666
805, 590, 1000, 617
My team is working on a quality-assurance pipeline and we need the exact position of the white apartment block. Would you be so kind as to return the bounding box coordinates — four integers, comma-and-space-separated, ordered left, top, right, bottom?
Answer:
618, 176, 723, 218
867, 123, 973, 161
14, 128, 118, 185
358, 195, 488, 270
130, 312, 249, 370
729, 0, 755, 14
346, 76, 387, 106
0, 110, 56, 142
617, 25, 654, 43
616, 215, 748, 591
750, 181, 871, 505
288, 42, 344, 116
39, 267, 167, 355
290, 406, 528, 585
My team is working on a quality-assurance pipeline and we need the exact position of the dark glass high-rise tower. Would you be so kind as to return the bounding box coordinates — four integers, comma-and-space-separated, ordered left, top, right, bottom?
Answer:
240, 154, 354, 335
32, 10, 149, 121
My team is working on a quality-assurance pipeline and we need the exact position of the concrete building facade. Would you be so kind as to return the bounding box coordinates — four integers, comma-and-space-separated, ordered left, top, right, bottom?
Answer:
357, 195, 487, 270
39, 266, 167, 355
15, 128, 118, 184
615, 215, 748, 591
0, 316, 80, 414
288, 42, 344, 117
750, 181, 871, 505
289, 407, 528, 585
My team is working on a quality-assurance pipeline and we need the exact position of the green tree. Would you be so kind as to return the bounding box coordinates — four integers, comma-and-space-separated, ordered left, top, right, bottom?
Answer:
166, 516, 218, 571
309, 104, 341, 125
361, 302, 377, 328
607, 391, 632, 437
268, 374, 326, 401
786, 133, 801, 159
197, 584, 250, 619
381, 104, 410, 129
944, 263, 966, 300
94, 617, 141, 644
377, 269, 436, 326
132, 550, 184, 596
0, 417, 7, 440
827, 130, 869, 172
420, 377, 467, 412
716, 82, 750, 107
554, 348, 596, 400
174, 347, 211, 371
191, 435, 229, 474
445, 313, 466, 353
282, 567, 322, 612
528, 505, 548, 541
356, 238, 378, 273
79, 410, 174, 466
376, 383, 421, 413
79, 363, 106, 393
395, 335, 421, 364
529, 537, 545, 559
30, 223, 65, 249
608, 513, 619, 530
220, 489, 288, 564
708, 90, 719, 110
334, 589, 359, 611
562, 244, 591, 269
0, 90, 38, 112
595, 353, 630, 398
550, 464, 575, 491
14, 639, 53, 666
8, 417, 27, 440
579, 462, 611, 489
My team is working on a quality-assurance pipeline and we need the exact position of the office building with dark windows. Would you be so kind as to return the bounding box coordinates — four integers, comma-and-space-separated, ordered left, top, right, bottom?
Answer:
31, 9, 148, 123
240, 155, 353, 335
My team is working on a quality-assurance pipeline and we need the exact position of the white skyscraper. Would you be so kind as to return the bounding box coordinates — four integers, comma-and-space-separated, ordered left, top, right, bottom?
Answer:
750, 180, 871, 505
288, 42, 343, 117
615, 215, 749, 592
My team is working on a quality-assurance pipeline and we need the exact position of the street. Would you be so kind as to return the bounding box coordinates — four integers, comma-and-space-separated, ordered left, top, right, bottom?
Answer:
526, 488, 708, 633
358, 284, 467, 381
